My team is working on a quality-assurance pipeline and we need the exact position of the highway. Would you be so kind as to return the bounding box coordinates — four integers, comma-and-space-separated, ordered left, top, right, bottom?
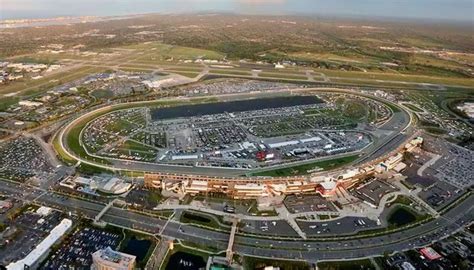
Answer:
1, 179, 471, 263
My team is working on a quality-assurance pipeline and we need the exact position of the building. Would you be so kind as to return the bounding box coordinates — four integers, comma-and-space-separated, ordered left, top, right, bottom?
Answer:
95, 177, 132, 195
60, 175, 132, 195
420, 247, 442, 260
400, 262, 416, 270
144, 137, 424, 199
7, 219, 72, 270
0, 200, 13, 213
92, 247, 136, 270
457, 102, 474, 118
393, 162, 407, 173
18, 100, 43, 107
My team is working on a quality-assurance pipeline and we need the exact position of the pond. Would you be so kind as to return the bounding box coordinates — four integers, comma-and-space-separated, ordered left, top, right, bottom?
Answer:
151, 96, 323, 120
121, 236, 152, 262
166, 251, 207, 270
387, 207, 417, 227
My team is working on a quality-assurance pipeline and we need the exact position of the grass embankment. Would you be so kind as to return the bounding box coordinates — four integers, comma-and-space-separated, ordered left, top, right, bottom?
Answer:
317, 259, 377, 270
320, 68, 474, 88
168, 71, 200, 78
243, 256, 311, 270
209, 69, 252, 76
251, 155, 359, 177
259, 72, 308, 80
124, 41, 224, 61
180, 211, 224, 230
0, 66, 106, 97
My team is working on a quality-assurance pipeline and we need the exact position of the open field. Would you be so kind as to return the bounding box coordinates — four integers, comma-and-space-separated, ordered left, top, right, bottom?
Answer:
317, 259, 376, 270
319, 69, 474, 88
0, 66, 107, 98
123, 42, 224, 61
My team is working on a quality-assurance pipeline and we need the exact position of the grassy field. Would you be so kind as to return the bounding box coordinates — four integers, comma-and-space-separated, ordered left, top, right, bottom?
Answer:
164, 70, 200, 78
0, 66, 106, 97
52, 132, 77, 165
259, 72, 308, 80
243, 256, 311, 270
317, 259, 376, 270
289, 51, 378, 65
321, 68, 474, 87
251, 155, 360, 177
114, 140, 158, 161
209, 69, 252, 76
124, 42, 224, 61
0, 96, 19, 111
180, 211, 225, 230
163, 66, 203, 73
118, 66, 156, 73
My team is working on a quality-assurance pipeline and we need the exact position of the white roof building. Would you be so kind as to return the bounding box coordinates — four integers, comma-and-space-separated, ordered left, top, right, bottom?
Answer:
19, 100, 43, 107
7, 219, 72, 270
268, 140, 299, 148
171, 154, 199, 160
96, 177, 132, 195
36, 206, 53, 216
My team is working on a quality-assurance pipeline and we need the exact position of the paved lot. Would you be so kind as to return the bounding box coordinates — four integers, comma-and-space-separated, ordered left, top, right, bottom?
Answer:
404, 164, 437, 188
0, 136, 54, 183
42, 226, 121, 270
418, 181, 463, 210
191, 196, 255, 215
0, 207, 64, 266
423, 137, 474, 189
284, 194, 337, 214
350, 178, 399, 206
298, 216, 380, 236
240, 220, 299, 237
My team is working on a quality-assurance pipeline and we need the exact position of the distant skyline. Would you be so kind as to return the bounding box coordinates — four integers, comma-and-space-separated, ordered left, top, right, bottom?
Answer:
1, 0, 473, 22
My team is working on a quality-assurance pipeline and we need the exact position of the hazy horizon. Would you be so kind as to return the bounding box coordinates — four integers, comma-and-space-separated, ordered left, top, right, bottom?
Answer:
1, 0, 473, 22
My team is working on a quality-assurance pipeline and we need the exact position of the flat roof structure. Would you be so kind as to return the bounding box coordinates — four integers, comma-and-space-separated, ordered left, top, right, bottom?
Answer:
7, 219, 72, 270
92, 247, 136, 270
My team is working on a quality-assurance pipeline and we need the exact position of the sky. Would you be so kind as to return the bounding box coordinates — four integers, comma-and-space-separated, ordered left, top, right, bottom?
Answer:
1, 0, 473, 22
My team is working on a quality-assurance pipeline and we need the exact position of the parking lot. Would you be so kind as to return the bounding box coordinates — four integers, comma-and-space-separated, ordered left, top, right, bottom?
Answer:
0, 206, 64, 266
350, 178, 399, 206
298, 216, 380, 236
433, 144, 474, 189
0, 136, 53, 182
41, 226, 122, 269
181, 79, 298, 96
191, 196, 255, 215
418, 181, 463, 210
284, 194, 338, 214
403, 153, 437, 188
422, 137, 474, 189
240, 220, 299, 237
